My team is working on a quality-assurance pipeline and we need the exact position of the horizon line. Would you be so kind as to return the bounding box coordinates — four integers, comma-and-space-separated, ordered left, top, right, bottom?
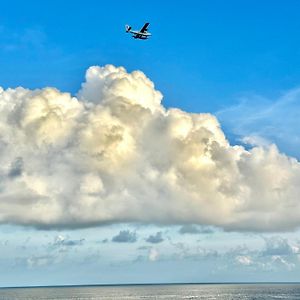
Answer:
1, 281, 300, 289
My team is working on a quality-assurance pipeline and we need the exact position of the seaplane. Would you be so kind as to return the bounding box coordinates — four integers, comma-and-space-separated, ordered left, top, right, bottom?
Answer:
125, 22, 151, 40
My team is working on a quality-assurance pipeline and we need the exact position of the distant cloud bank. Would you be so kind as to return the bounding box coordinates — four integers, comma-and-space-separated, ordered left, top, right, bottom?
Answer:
0, 65, 300, 231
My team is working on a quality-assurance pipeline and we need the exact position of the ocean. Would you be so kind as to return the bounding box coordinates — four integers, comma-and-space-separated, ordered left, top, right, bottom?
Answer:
0, 283, 300, 300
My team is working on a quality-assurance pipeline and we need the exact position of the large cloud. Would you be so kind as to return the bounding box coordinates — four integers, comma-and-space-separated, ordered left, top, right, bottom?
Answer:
0, 65, 300, 231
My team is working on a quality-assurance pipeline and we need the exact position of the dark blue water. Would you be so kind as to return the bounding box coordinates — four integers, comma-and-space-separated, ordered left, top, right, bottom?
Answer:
0, 283, 300, 299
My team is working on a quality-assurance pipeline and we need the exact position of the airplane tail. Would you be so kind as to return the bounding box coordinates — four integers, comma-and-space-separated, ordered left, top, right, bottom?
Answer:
125, 25, 131, 32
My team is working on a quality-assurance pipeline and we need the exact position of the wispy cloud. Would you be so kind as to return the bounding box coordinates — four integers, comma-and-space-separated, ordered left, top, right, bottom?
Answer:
217, 88, 300, 158
0, 27, 47, 52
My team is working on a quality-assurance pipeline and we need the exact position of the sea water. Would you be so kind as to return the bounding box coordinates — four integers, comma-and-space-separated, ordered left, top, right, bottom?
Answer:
1, 283, 300, 300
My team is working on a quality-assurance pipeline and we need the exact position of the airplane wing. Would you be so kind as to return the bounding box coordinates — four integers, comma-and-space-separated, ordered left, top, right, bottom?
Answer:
140, 22, 150, 33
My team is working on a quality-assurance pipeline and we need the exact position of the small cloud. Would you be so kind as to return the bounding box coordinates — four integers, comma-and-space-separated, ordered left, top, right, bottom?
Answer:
1, 240, 8, 246
145, 232, 164, 244
137, 246, 151, 250
235, 255, 252, 266
262, 237, 294, 256
179, 225, 214, 235
112, 230, 137, 243
95, 238, 109, 244
148, 248, 159, 261
241, 135, 271, 148
271, 255, 295, 271
48, 235, 85, 251
26, 255, 56, 268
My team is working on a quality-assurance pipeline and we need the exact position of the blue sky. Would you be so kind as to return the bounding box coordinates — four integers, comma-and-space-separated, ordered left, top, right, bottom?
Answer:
2, 0, 300, 112
1, 0, 300, 286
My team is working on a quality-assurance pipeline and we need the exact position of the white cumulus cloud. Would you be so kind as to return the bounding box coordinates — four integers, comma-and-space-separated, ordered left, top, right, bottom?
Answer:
0, 65, 300, 231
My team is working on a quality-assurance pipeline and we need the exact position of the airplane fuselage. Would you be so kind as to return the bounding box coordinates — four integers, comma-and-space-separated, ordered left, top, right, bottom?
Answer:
129, 30, 151, 36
